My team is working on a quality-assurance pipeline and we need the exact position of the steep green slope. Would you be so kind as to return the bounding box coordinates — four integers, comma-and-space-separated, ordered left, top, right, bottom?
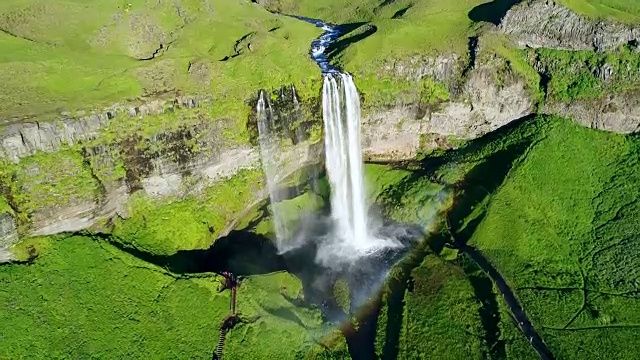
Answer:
558, 0, 640, 23
460, 117, 640, 359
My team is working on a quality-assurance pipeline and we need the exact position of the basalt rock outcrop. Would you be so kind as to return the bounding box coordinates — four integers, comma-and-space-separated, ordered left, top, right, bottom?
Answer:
0, 212, 18, 262
544, 90, 640, 133
0, 94, 323, 251
500, 0, 640, 51
499, 0, 640, 134
363, 47, 535, 160
0, 96, 203, 163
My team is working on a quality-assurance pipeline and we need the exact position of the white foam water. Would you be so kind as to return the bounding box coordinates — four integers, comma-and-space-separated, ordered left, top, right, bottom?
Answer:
318, 73, 400, 265
256, 91, 287, 244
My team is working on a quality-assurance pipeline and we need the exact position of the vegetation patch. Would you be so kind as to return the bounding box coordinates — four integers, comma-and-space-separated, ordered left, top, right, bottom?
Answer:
373, 250, 488, 359
535, 44, 640, 102
481, 33, 543, 102
0, 195, 12, 215
113, 169, 264, 255
0, 149, 101, 224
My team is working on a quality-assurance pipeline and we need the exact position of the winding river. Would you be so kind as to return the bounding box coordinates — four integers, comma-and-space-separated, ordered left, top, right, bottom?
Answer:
272, 13, 344, 73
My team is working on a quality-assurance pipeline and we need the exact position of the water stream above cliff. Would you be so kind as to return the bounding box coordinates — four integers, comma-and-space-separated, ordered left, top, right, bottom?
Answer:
256, 14, 401, 265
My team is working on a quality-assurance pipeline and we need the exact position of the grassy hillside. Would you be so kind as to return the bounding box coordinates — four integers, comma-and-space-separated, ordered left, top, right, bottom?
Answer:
3, 0, 639, 121
0, 0, 319, 120
449, 116, 640, 359
0, 0, 498, 120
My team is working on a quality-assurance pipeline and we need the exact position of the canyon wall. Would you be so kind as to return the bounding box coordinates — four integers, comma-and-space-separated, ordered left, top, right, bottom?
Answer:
2, 0, 640, 260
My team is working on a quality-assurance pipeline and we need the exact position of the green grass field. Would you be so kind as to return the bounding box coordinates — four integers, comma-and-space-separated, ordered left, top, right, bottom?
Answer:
394, 255, 488, 359
0, 0, 497, 120
0, 235, 338, 359
0, 0, 319, 120
454, 116, 640, 359
558, 0, 640, 23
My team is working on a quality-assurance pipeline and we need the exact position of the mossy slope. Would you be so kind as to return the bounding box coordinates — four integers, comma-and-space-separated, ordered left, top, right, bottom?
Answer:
449, 116, 640, 359
0, 235, 338, 359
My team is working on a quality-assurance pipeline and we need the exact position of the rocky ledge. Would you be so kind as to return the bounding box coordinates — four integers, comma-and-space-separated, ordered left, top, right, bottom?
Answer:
500, 0, 640, 51
545, 90, 640, 133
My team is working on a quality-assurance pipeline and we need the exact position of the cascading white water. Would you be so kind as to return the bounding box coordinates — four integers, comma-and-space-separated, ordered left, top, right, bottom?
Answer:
320, 73, 399, 258
256, 91, 286, 244
322, 73, 369, 248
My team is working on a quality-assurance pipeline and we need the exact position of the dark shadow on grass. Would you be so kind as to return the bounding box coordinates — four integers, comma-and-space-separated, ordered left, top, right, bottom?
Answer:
326, 23, 378, 61
458, 252, 506, 359
105, 230, 285, 276
448, 140, 533, 241
468, 0, 523, 25
381, 235, 435, 360
262, 306, 309, 329
392, 6, 411, 19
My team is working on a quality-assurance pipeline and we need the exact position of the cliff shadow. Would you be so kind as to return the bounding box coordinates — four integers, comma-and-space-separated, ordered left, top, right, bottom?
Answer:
448, 139, 533, 243
380, 235, 434, 360
326, 23, 378, 61
105, 230, 285, 276
468, 0, 522, 25
458, 250, 506, 359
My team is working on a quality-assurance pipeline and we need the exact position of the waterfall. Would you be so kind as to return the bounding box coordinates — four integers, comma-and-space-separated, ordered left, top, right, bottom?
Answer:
256, 91, 286, 243
254, 15, 402, 262
322, 73, 370, 249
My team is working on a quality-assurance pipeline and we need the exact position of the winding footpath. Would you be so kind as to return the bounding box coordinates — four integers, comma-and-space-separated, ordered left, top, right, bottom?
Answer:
212, 272, 239, 360
454, 237, 555, 360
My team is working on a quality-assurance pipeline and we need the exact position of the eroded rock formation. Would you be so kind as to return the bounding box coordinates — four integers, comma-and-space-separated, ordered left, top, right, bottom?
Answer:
500, 0, 640, 51
363, 47, 535, 160
545, 90, 640, 133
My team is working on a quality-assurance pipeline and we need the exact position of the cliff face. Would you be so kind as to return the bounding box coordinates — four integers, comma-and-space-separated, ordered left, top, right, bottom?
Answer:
0, 97, 201, 163
362, 47, 536, 160
500, 0, 640, 51
0, 53, 536, 253
545, 91, 640, 133
0, 94, 324, 254
499, 0, 640, 134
